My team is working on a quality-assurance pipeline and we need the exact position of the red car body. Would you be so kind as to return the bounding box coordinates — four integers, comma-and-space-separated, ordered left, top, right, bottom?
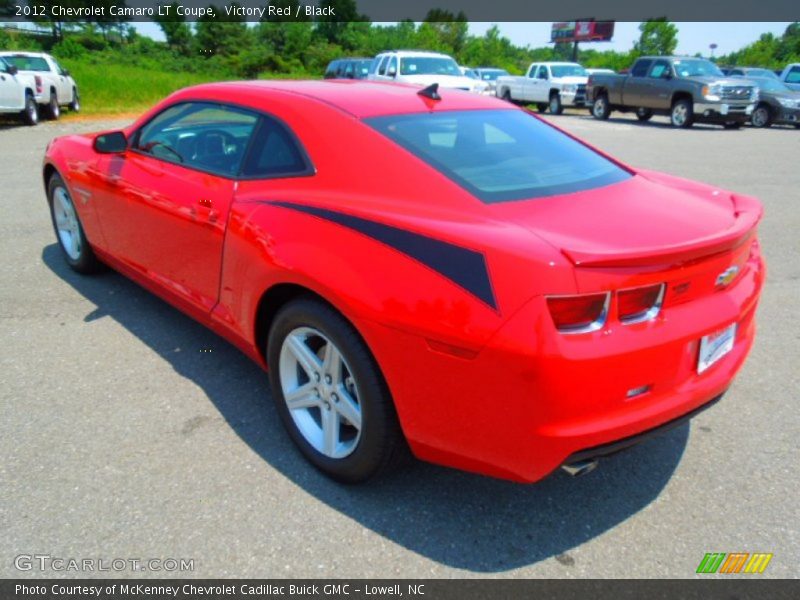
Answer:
43, 81, 765, 482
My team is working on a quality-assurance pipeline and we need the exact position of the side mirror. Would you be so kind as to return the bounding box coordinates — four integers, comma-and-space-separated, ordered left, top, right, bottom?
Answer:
387, 68, 397, 77
664, 71, 673, 80
94, 131, 127, 154
7, 65, 18, 76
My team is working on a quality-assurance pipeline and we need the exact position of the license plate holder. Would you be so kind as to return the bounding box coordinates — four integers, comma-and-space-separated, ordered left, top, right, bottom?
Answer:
697, 323, 737, 374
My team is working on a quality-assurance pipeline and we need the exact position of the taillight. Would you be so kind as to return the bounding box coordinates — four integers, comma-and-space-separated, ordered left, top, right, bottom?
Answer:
546, 292, 609, 334
617, 283, 664, 324
35, 75, 42, 94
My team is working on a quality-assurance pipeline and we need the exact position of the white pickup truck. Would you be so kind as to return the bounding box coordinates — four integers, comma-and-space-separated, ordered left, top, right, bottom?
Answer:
0, 52, 79, 120
0, 56, 42, 125
496, 62, 589, 114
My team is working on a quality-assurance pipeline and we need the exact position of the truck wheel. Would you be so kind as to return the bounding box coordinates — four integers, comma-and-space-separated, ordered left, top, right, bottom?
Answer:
751, 104, 772, 128
69, 88, 80, 112
536, 103, 547, 113
636, 108, 653, 122
46, 92, 60, 120
501, 89, 513, 103
549, 92, 564, 115
592, 94, 611, 120
670, 99, 694, 128
21, 93, 39, 126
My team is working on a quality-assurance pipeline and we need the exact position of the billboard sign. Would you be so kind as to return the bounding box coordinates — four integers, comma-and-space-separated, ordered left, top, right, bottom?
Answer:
551, 21, 615, 43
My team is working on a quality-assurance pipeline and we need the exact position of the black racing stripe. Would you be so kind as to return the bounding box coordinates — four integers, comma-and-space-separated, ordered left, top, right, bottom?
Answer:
269, 201, 497, 310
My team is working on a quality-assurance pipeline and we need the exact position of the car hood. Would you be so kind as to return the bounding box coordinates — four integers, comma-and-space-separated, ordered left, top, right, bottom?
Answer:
399, 74, 478, 89
491, 170, 762, 268
690, 76, 756, 87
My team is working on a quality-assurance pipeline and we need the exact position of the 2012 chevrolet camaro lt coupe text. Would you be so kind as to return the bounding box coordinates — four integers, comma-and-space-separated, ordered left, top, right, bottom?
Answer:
43, 81, 765, 483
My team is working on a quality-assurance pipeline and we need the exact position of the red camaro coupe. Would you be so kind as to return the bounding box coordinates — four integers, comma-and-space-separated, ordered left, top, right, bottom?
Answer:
43, 81, 765, 483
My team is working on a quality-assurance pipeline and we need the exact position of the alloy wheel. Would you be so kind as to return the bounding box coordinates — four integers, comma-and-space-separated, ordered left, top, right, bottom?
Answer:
52, 186, 81, 260
278, 326, 362, 459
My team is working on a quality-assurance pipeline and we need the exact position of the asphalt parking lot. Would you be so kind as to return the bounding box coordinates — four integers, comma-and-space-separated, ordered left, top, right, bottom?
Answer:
1, 111, 798, 579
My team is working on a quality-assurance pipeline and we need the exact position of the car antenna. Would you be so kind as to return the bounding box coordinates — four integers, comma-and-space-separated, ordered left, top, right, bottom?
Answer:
417, 83, 441, 100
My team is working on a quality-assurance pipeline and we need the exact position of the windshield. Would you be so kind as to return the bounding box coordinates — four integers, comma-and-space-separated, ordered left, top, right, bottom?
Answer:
400, 56, 461, 76
480, 69, 508, 81
752, 77, 791, 93
367, 109, 630, 203
354, 60, 371, 78
745, 68, 778, 79
550, 65, 587, 78
3, 55, 49, 72
673, 59, 724, 78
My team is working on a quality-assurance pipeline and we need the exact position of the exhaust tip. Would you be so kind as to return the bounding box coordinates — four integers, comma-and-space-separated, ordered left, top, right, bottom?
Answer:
562, 458, 598, 477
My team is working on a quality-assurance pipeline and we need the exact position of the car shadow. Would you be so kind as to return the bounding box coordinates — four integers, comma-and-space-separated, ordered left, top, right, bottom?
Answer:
570, 113, 746, 131
42, 243, 690, 572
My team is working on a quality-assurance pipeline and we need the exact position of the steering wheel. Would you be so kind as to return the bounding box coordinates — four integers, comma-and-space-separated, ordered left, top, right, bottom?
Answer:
141, 140, 183, 163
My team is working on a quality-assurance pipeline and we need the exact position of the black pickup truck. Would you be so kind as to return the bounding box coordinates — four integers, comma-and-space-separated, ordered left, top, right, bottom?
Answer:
587, 56, 759, 128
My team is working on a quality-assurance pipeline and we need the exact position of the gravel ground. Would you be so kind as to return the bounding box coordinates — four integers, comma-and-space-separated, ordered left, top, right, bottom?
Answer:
0, 110, 797, 578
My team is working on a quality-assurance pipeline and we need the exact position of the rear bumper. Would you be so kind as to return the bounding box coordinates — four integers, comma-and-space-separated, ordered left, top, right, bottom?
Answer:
357, 241, 765, 483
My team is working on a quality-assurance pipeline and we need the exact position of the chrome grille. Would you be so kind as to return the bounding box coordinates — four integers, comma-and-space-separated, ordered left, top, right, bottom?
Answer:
720, 86, 753, 101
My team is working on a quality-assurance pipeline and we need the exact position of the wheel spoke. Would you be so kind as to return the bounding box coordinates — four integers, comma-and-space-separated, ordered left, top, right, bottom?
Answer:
284, 382, 319, 410
321, 407, 339, 455
322, 341, 343, 384
335, 385, 361, 430
287, 334, 322, 377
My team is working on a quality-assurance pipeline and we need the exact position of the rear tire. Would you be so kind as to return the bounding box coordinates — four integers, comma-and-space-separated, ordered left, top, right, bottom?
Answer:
670, 98, 694, 128
549, 92, 564, 115
267, 298, 406, 483
21, 93, 38, 126
47, 173, 102, 274
635, 107, 653, 122
45, 91, 60, 120
591, 94, 611, 120
69, 88, 80, 112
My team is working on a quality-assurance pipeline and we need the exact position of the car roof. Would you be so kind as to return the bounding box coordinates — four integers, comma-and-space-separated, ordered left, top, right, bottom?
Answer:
377, 50, 453, 58
0, 51, 49, 58
176, 80, 508, 119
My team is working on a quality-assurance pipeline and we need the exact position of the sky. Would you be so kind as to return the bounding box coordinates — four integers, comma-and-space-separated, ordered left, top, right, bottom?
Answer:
133, 21, 793, 57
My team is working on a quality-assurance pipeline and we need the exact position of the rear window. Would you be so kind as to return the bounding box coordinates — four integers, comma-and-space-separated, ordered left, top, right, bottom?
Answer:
367, 109, 631, 203
4, 55, 50, 72
786, 66, 800, 84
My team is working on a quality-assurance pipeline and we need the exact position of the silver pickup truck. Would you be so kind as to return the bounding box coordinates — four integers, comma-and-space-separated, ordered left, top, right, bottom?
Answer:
587, 56, 758, 128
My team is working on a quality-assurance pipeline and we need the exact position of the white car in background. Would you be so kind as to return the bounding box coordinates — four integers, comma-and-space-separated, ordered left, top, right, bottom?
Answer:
780, 63, 800, 91
0, 56, 42, 125
369, 51, 489, 94
496, 62, 590, 114
0, 52, 79, 119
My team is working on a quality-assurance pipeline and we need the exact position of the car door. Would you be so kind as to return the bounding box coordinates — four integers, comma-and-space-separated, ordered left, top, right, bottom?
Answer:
532, 65, 550, 102
641, 59, 672, 109
0, 59, 17, 109
622, 59, 653, 106
94, 101, 259, 314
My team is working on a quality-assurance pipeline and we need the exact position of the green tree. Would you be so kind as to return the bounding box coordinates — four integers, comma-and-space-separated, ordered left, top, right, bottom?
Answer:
194, 3, 250, 58
315, 0, 365, 47
634, 19, 678, 56
155, 2, 194, 56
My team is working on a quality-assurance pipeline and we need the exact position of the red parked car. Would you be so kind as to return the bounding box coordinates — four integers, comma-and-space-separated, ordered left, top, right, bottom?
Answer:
43, 81, 765, 483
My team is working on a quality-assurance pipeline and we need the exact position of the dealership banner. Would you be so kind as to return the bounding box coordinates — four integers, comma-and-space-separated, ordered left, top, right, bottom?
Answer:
3, 580, 800, 599
2, 0, 799, 22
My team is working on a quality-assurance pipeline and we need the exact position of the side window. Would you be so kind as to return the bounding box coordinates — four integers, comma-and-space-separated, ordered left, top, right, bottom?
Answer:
134, 102, 258, 176
537, 66, 549, 80
631, 59, 652, 77
368, 57, 381, 75
324, 61, 338, 78
241, 116, 311, 179
528, 65, 538, 78
786, 66, 800, 84
344, 61, 355, 78
377, 56, 389, 76
648, 60, 670, 79
386, 56, 398, 77
51, 58, 66, 75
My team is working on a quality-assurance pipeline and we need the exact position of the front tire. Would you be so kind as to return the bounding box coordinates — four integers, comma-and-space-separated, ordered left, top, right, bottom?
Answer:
21, 93, 38, 126
267, 298, 405, 483
591, 94, 610, 120
751, 104, 772, 128
46, 92, 60, 120
501, 89, 513, 103
549, 92, 563, 115
48, 174, 102, 273
670, 98, 694, 128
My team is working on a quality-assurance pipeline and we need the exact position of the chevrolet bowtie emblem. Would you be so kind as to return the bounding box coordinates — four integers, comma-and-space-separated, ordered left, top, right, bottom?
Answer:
716, 266, 740, 288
